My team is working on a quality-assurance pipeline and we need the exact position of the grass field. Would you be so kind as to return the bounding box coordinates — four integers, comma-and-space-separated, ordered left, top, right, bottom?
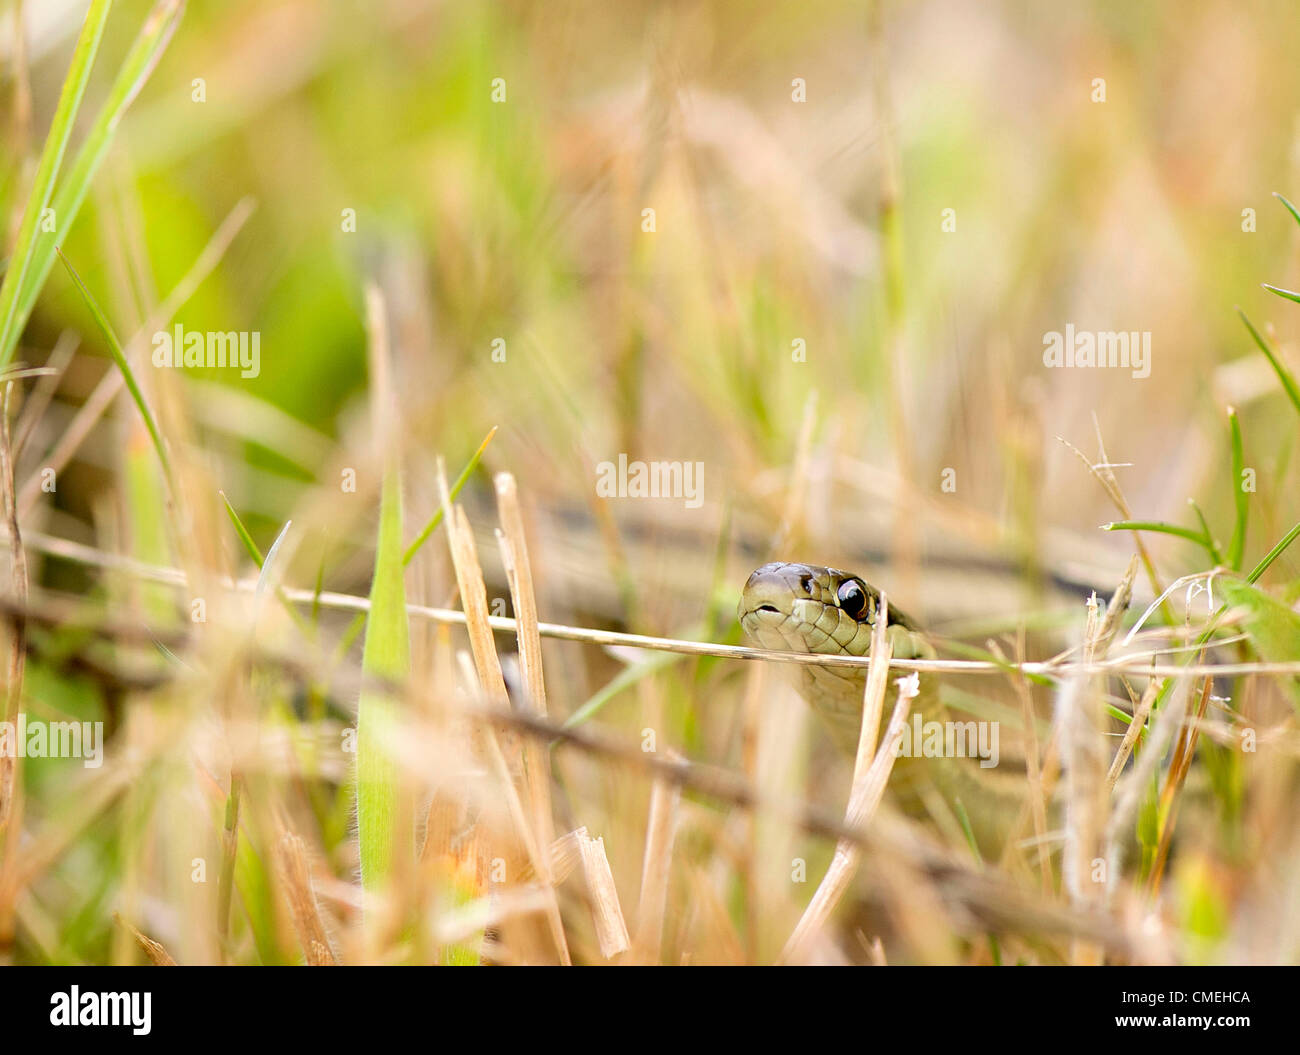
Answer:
1, 0, 1300, 966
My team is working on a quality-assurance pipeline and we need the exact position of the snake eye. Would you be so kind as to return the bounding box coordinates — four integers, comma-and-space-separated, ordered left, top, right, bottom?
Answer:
836, 580, 869, 621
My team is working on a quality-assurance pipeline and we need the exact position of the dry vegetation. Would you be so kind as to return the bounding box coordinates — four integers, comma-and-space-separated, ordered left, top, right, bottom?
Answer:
0, 0, 1299, 965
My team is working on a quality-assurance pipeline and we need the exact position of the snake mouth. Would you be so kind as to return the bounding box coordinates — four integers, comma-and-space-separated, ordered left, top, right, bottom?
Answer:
739, 596, 791, 621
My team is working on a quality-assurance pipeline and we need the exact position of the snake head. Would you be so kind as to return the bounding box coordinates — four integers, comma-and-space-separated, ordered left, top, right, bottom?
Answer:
738, 561, 908, 657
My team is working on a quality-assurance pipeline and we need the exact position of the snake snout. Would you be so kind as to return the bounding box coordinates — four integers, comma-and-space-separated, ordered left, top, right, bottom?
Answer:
738, 564, 800, 618
738, 562, 833, 653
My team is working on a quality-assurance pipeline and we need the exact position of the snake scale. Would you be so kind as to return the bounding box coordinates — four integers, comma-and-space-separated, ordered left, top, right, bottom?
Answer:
738, 561, 1038, 855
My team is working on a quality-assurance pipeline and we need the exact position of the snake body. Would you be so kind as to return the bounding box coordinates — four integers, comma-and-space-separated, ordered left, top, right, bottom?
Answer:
738, 561, 1032, 853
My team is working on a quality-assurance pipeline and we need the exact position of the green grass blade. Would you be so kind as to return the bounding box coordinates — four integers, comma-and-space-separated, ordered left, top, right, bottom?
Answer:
1238, 308, 1300, 417
1139, 519, 1300, 722
1245, 519, 1300, 584
1227, 408, 1247, 570
11, 1, 186, 350
1262, 284, 1300, 305
334, 427, 496, 659
564, 649, 682, 729
1187, 499, 1223, 566
1103, 520, 1211, 549
952, 799, 982, 866
402, 425, 497, 565
333, 610, 365, 664
255, 520, 292, 602
356, 467, 412, 893
57, 249, 173, 485
220, 490, 265, 566
219, 493, 314, 637
216, 777, 241, 950
0, 0, 113, 370
312, 557, 326, 627
1274, 191, 1300, 228
1218, 579, 1300, 709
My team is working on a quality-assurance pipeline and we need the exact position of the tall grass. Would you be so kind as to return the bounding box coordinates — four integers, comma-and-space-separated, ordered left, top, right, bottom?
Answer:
3, 0, 1300, 967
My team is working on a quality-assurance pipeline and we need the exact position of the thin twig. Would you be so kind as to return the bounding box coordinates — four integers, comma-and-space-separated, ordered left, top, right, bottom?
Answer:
3, 527, 1295, 679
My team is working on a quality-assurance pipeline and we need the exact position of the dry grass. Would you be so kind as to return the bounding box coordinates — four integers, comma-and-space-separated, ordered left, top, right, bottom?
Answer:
3, 0, 1300, 967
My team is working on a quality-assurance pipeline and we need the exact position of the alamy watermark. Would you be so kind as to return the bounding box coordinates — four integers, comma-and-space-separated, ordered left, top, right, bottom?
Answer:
895, 714, 999, 768
152, 324, 260, 379
0, 716, 104, 768
595, 454, 703, 509
50, 986, 150, 1035
1042, 325, 1150, 379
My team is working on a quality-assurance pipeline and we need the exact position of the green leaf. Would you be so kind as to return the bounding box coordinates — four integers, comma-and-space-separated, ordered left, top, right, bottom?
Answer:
1136, 518, 1300, 744
255, 520, 293, 604
0, 0, 113, 371
564, 650, 682, 729
334, 426, 496, 659
1137, 786, 1160, 867
1262, 283, 1300, 305
952, 799, 982, 866
1103, 519, 1211, 549
219, 494, 314, 638
1238, 308, 1300, 417
1218, 579, 1300, 709
220, 490, 265, 567
3, 1, 185, 369
1245, 519, 1300, 584
1226, 408, 1247, 570
1188, 499, 1223, 566
57, 249, 173, 485
356, 467, 412, 892
1105, 703, 1134, 726
1274, 191, 1300, 229
402, 425, 497, 565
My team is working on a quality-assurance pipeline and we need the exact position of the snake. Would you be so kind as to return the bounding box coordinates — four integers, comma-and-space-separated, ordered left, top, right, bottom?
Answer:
737, 561, 1036, 854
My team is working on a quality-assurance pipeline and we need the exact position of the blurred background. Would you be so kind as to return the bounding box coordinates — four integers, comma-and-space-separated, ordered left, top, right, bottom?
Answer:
10, 0, 1300, 626
4, 0, 1300, 965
